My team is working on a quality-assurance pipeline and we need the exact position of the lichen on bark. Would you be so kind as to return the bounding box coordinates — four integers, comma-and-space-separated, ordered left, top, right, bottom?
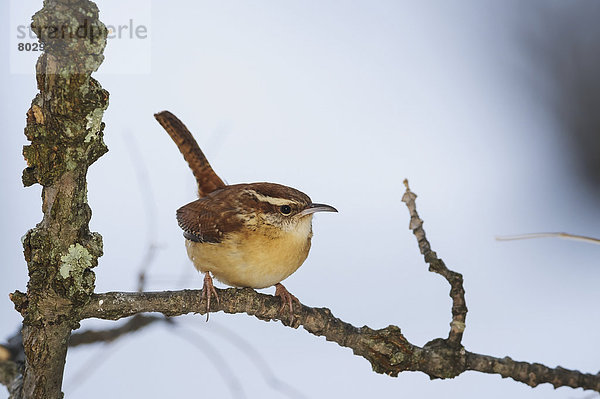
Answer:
14, 1, 109, 398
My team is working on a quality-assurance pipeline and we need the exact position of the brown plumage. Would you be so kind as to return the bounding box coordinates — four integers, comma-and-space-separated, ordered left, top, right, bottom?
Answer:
176, 182, 312, 243
155, 111, 337, 318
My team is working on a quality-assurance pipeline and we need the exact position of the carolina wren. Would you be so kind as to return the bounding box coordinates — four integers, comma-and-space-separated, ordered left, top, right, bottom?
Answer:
154, 111, 337, 318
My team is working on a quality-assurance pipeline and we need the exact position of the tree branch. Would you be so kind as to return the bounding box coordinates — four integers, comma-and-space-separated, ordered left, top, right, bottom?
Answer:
79, 288, 433, 377
401, 179, 467, 347
69, 315, 166, 347
466, 352, 600, 391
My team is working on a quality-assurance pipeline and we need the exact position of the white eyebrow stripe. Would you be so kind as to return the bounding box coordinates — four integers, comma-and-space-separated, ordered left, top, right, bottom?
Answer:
246, 190, 298, 206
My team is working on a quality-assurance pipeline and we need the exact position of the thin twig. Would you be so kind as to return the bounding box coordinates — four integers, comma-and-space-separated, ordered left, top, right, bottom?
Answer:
496, 232, 600, 245
69, 315, 165, 347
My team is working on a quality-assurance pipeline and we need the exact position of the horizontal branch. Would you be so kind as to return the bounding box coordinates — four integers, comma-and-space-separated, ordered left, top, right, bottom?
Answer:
79, 289, 600, 391
81, 289, 440, 377
466, 352, 600, 391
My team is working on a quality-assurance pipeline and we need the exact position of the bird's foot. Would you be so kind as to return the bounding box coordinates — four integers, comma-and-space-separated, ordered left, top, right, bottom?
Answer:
274, 283, 300, 321
202, 273, 219, 321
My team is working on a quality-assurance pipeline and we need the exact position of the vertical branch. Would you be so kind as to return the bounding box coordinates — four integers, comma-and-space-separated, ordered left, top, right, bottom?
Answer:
401, 180, 468, 347
12, 1, 109, 398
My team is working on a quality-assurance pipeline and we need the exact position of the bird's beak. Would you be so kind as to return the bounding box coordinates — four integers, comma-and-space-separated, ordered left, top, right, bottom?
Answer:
297, 203, 338, 217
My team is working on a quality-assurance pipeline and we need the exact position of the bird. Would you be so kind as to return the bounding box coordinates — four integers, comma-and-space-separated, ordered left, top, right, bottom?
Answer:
154, 111, 337, 319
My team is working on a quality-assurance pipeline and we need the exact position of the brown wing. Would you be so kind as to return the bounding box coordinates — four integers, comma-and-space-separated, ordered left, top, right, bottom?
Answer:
176, 193, 241, 243
154, 111, 226, 197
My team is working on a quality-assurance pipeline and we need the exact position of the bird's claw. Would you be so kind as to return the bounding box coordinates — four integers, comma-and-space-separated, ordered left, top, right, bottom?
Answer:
274, 283, 300, 321
202, 273, 219, 321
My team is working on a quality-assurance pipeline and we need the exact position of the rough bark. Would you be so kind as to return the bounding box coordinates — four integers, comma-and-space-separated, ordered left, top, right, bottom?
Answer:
71, 288, 599, 390
13, 0, 109, 397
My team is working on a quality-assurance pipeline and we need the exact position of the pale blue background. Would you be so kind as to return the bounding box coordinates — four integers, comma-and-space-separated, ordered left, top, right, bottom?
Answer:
1, 1, 599, 398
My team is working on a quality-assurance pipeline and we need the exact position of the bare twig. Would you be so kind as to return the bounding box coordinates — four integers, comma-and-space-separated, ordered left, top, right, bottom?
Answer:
496, 232, 600, 245
401, 179, 467, 347
69, 315, 165, 347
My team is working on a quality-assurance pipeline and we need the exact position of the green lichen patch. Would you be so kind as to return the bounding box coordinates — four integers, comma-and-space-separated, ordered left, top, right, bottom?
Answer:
58, 243, 97, 300
59, 243, 93, 279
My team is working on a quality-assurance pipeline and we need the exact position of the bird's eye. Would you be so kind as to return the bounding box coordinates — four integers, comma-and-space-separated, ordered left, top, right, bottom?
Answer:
280, 205, 292, 215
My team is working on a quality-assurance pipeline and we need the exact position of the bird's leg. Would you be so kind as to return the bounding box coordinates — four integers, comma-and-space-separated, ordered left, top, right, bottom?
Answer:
274, 283, 300, 319
202, 272, 219, 321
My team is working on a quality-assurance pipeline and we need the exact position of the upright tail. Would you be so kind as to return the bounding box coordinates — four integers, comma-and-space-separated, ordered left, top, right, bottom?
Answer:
154, 111, 226, 197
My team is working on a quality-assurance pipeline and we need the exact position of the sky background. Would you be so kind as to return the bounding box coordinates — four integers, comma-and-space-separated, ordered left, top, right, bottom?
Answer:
1, 1, 599, 398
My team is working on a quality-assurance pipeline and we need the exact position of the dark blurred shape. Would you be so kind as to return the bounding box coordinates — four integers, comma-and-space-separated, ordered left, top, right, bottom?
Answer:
522, 2, 600, 192
1, 330, 24, 363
